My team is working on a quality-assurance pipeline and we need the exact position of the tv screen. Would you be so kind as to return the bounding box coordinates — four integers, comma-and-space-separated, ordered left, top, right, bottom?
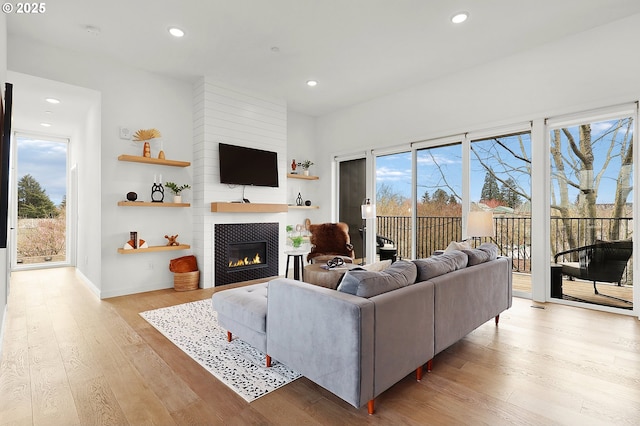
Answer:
219, 143, 279, 187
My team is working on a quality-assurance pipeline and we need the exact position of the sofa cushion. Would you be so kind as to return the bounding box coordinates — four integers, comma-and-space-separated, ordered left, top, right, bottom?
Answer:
461, 243, 499, 266
413, 250, 468, 281
337, 260, 417, 298
477, 243, 498, 261
460, 248, 490, 266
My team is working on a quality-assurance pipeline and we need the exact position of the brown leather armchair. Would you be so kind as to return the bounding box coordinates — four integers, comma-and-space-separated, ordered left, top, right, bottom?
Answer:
307, 222, 355, 263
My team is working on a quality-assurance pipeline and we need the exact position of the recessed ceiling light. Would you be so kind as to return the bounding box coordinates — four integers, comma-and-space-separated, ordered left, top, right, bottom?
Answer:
45, 111, 52, 114
306, 80, 318, 87
45, 97, 60, 104
85, 25, 101, 36
270, 46, 280, 53
168, 27, 185, 38
40, 123, 52, 127
451, 12, 469, 24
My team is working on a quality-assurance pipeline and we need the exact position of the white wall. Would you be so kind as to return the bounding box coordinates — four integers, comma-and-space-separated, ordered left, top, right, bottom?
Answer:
8, 36, 193, 298
286, 110, 324, 226
193, 78, 287, 287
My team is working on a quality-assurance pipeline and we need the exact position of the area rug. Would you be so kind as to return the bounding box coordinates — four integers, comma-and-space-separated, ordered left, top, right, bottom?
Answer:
140, 299, 301, 402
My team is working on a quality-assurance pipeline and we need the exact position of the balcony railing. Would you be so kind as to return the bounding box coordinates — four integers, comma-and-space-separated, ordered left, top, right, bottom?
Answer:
376, 215, 633, 283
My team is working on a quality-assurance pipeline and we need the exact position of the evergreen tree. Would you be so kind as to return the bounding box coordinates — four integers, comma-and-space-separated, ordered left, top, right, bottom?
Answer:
432, 188, 449, 204
480, 171, 502, 202
501, 178, 522, 208
421, 190, 430, 203
18, 174, 57, 218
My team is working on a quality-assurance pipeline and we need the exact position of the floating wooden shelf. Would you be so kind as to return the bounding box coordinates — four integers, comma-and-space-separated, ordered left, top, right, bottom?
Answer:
288, 205, 319, 210
118, 154, 191, 167
210, 202, 288, 213
287, 173, 319, 180
117, 244, 191, 254
118, 201, 190, 207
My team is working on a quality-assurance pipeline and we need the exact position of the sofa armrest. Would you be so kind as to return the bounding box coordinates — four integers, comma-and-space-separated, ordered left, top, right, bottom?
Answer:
266, 278, 375, 409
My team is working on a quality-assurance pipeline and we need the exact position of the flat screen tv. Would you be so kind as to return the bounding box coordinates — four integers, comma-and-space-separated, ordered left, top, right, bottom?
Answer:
219, 143, 279, 188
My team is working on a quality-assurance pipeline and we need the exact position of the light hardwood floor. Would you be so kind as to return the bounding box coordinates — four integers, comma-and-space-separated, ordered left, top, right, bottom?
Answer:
1, 267, 639, 425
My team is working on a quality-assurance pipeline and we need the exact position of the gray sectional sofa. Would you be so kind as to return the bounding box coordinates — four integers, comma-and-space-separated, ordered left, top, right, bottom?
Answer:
266, 245, 512, 414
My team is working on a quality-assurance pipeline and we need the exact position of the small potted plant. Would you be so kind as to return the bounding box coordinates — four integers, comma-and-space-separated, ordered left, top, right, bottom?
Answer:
165, 182, 191, 203
290, 235, 305, 249
297, 160, 314, 176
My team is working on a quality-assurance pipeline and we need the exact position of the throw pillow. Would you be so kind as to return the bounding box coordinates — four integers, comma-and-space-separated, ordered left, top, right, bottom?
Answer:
460, 248, 491, 266
444, 240, 472, 253
362, 259, 392, 272
337, 260, 417, 298
477, 243, 498, 261
413, 250, 468, 281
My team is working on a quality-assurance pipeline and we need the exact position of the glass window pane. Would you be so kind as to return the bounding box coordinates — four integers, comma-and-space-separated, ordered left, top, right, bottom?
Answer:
415, 143, 462, 257
550, 117, 633, 309
376, 152, 412, 259
471, 132, 532, 288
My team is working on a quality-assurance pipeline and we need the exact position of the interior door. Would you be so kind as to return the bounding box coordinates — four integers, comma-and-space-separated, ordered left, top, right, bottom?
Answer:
338, 158, 366, 260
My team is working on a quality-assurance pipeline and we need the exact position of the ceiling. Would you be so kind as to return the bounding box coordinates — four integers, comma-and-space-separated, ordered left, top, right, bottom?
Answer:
7, 0, 640, 127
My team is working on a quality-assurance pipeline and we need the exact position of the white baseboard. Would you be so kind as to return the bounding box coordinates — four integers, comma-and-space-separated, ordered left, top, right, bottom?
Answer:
75, 268, 101, 298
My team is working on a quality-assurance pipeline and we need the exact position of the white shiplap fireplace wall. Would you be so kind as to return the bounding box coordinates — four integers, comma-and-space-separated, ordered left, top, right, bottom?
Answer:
193, 78, 288, 288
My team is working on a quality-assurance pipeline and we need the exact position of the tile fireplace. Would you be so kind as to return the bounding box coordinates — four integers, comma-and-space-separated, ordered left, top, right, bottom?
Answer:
214, 222, 279, 286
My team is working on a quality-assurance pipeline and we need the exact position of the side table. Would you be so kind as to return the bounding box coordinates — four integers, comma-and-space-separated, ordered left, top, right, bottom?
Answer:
285, 250, 307, 281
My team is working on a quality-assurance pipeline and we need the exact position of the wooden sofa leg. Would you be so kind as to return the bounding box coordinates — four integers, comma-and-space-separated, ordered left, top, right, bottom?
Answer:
416, 365, 423, 381
367, 399, 375, 415
426, 359, 433, 372
495, 314, 500, 325
266, 355, 271, 368
227, 331, 232, 342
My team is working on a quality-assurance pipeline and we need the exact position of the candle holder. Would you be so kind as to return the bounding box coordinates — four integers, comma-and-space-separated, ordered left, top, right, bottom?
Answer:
151, 183, 164, 202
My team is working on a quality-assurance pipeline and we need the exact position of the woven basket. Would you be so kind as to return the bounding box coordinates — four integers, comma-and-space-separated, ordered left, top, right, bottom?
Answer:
174, 270, 199, 291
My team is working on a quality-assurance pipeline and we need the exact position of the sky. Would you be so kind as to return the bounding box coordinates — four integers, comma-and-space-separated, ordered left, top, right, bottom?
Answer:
376, 118, 634, 206
16, 135, 67, 206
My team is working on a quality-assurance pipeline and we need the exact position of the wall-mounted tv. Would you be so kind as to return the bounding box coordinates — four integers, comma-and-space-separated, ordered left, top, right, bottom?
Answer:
219, 143, 279, 188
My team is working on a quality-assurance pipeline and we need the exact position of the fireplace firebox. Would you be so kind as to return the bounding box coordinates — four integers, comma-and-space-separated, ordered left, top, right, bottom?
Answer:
214, 223, 279, 286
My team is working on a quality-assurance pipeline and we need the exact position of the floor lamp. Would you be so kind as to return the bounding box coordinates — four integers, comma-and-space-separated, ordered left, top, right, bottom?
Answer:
466, 211, 494, 247
361, 198, 376, 265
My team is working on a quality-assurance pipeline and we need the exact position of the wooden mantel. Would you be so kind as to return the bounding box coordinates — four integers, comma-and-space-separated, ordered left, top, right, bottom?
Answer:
210, 202, 288, 213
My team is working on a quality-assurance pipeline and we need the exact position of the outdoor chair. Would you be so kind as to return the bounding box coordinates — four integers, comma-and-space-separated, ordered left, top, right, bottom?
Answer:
554, 239, 632, 304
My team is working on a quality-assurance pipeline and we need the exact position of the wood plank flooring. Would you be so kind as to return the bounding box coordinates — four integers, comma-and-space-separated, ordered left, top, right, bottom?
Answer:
1, 267, 639, 425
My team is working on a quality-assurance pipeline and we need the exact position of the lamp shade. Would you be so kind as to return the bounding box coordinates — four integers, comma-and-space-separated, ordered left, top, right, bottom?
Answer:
467, 211, 494, 238
361, 199, 376, 219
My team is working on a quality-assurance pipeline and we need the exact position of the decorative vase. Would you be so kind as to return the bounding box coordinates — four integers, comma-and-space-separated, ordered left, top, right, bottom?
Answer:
158, 150, 166, 160
174, 195, 182, 203
296, 192, 304, 206
303, 170, 310, 176
143, 141, 151, 158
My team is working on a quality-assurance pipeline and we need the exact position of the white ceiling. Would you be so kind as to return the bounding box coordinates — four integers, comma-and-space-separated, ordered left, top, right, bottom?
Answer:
7, 0, 640, 129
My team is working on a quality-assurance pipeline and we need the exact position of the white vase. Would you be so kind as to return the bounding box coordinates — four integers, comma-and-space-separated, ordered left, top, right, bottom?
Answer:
303, 170, 310, 176
174, 195, 182, 203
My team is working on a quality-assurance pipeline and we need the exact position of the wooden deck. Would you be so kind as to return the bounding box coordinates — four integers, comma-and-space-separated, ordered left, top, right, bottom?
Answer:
512, 272, 633, 309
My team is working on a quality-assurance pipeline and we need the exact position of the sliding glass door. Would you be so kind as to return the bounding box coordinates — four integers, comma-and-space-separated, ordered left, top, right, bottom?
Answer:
549, 112, 633, 310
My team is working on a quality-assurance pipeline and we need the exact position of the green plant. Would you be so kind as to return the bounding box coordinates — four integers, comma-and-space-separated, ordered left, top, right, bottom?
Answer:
290, 235, 304, 248
297, 160, 314, 170
286, 225, 293, 233
164, 182, 191, 195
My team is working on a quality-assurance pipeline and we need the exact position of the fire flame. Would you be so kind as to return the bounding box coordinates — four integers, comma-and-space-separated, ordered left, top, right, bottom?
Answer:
229, 253, 262, 268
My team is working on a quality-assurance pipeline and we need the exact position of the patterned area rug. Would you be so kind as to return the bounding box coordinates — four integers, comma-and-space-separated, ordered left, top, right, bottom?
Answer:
140, 299, 301, 402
